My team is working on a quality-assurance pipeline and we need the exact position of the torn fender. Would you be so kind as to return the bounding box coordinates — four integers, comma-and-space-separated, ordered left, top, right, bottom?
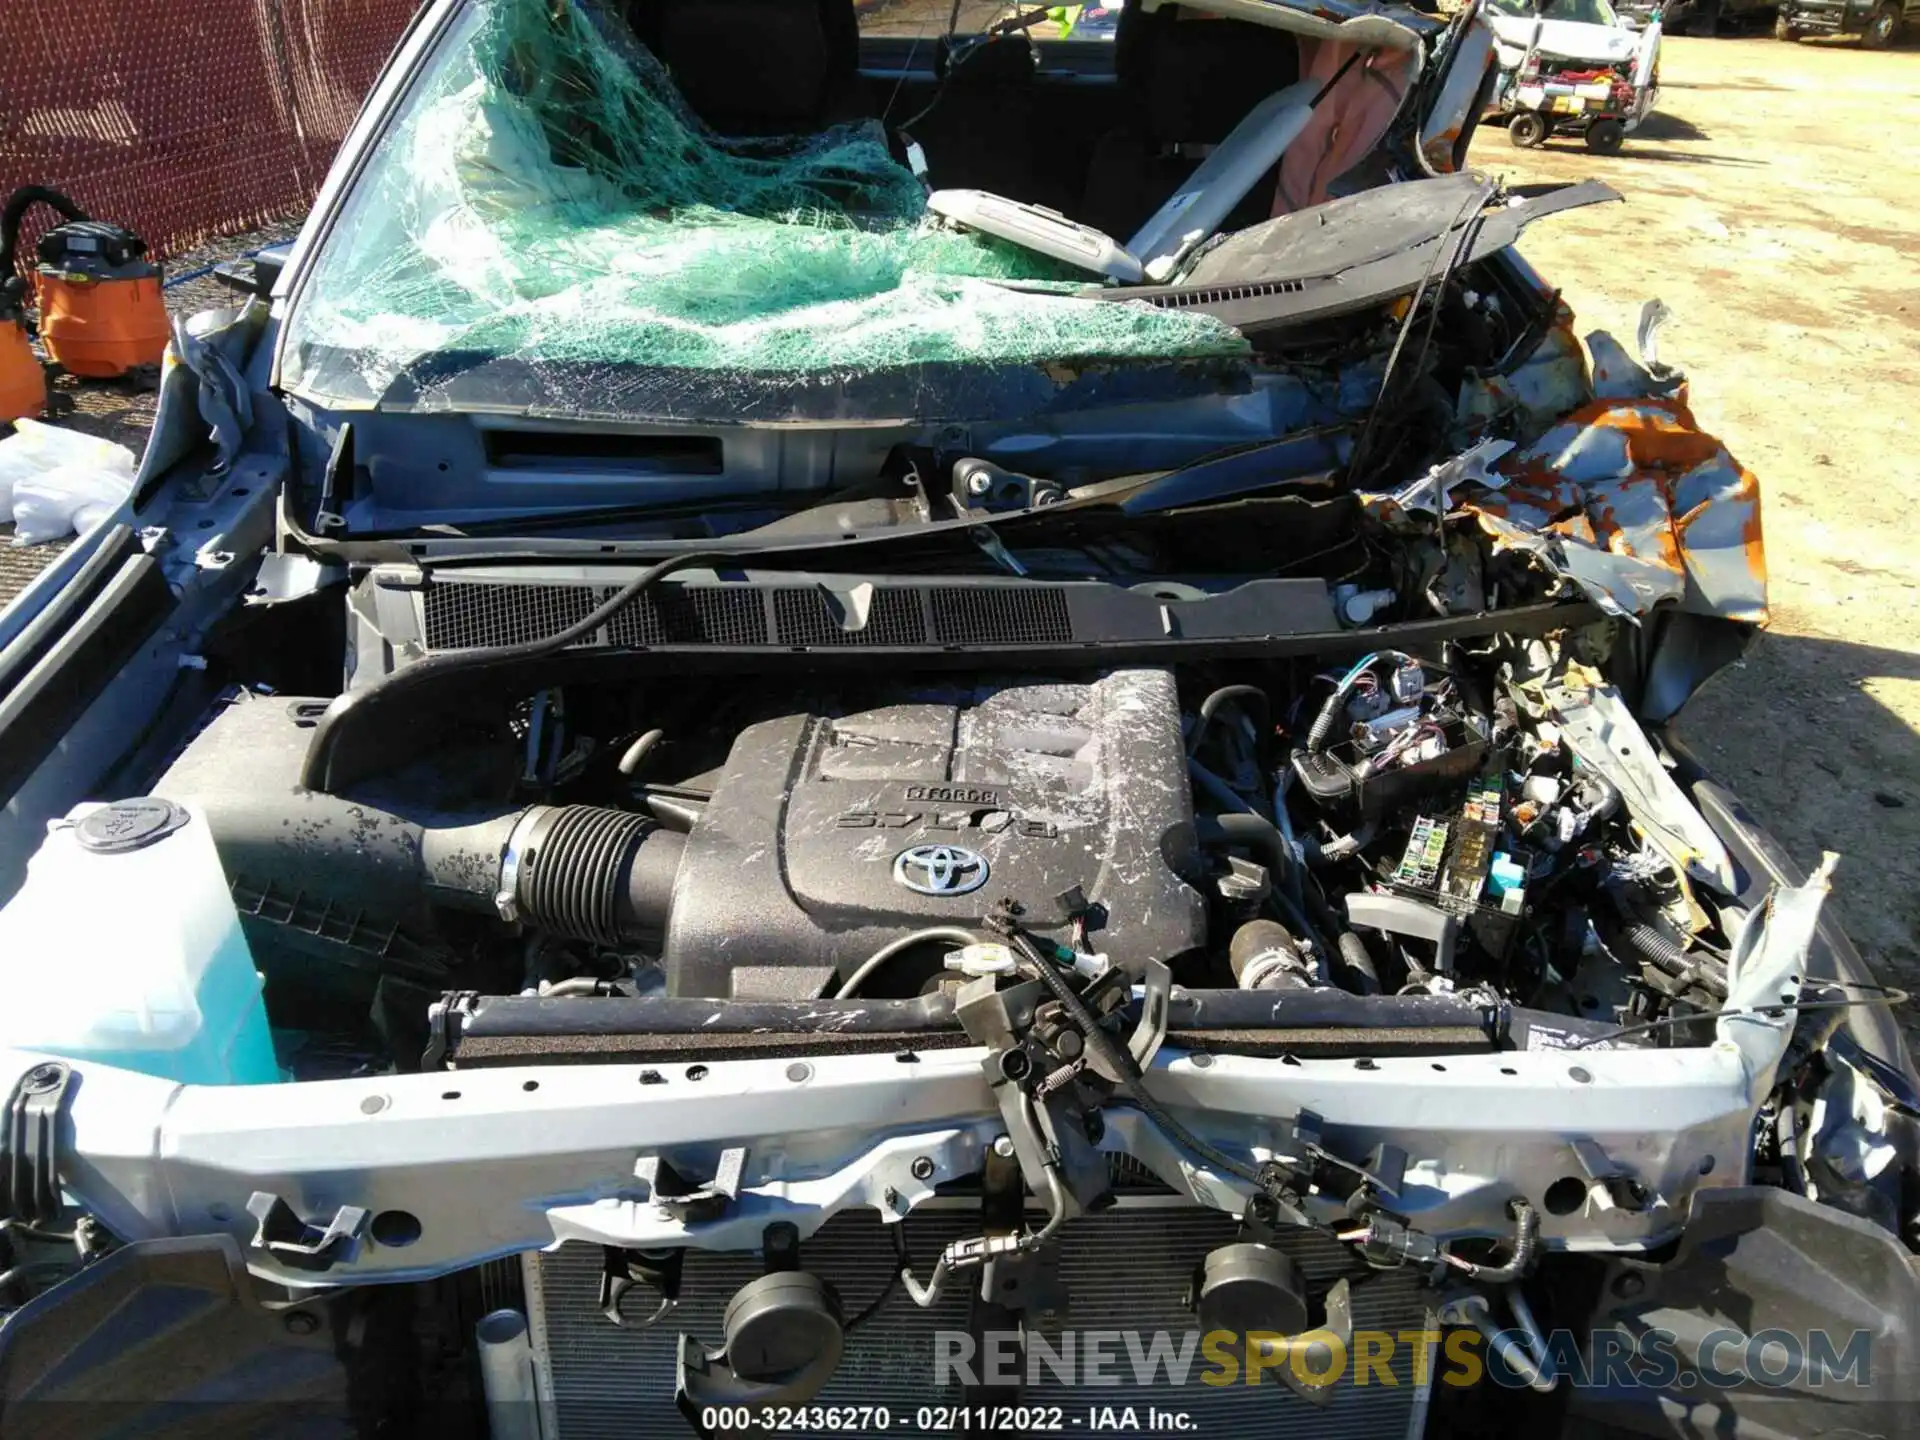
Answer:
1466, 394, 1767, 624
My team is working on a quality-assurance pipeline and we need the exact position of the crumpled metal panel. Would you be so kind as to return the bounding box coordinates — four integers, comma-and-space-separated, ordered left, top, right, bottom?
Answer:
1455, 299, 1593, 439
135, 301, 270, 493
1463, 394, 1767, 623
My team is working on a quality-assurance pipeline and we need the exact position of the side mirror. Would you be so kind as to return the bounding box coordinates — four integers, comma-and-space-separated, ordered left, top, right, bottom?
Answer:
212, 243, 292, 300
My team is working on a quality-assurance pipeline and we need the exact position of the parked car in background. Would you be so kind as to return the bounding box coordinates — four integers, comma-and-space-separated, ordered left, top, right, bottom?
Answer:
1485, 0, 1645, 61
1776, 0, 1912, 42
1616, 0, 1779, 34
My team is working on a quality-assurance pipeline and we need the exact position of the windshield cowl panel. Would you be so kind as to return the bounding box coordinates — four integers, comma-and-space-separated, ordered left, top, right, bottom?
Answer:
282, 358, 1347, 539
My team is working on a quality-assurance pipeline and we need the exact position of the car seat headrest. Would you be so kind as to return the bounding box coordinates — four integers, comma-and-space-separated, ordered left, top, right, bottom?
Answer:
1114, 0, 1301, 142
635, 0, 861, 133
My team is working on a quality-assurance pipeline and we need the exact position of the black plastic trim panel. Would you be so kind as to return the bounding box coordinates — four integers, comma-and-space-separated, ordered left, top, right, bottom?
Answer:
0, 551, 174, 805
440, 989, 1513, 1067
301, 598, 1601, 794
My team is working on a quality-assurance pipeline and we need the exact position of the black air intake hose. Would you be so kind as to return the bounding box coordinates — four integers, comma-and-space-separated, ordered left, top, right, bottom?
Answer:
498, 805, 684, 948
166, 727, 687, 956
1195, 812, 1289, 885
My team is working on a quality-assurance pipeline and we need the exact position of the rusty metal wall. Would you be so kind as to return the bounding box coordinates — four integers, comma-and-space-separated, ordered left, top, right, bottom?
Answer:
0, 0, 418, 267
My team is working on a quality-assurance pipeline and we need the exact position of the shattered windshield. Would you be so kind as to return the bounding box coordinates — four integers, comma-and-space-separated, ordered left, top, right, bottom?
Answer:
278, 0, 1245, 421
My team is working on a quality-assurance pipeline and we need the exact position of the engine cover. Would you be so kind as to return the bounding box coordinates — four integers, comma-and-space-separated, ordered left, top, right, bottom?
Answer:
662, 670, 1206, 998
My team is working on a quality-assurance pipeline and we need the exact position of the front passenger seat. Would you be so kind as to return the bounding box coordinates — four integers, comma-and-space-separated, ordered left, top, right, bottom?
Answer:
630, 0, 867, 135
1080, 0, 1301, 242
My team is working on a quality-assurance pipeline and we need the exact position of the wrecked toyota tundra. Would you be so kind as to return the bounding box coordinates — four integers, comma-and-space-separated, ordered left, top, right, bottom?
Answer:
1, 0, 1916, 1436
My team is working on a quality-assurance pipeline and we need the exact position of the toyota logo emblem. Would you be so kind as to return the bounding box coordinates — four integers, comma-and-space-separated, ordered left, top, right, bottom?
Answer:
893, 844, 990, 897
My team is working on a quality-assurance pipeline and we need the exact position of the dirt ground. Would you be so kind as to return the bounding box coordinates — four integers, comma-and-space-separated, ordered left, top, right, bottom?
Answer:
1468, 35, 1920, 1040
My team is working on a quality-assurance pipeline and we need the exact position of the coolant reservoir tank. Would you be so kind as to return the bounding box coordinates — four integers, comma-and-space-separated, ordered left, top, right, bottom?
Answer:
0, 798, 281, 1084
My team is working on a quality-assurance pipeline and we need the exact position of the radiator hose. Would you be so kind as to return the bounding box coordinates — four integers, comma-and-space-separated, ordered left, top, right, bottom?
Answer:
1229, 918, 1317, 991
991, 921, 1308, 1220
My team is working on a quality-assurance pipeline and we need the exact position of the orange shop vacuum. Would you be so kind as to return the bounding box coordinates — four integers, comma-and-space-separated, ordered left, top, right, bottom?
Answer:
1, 186, 171, 423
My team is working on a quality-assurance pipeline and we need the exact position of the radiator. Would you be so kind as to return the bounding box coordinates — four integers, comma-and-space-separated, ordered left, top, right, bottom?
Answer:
525, 1203, 1434, 1439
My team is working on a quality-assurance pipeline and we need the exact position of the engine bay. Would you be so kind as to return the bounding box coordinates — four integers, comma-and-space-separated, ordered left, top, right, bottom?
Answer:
8, 1, 1920, 1431
152, 634, 1742, 1074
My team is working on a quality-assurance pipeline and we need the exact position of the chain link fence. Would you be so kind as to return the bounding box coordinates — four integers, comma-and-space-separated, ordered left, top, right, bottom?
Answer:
1, 0, 419, 595
1, 0, 419, 269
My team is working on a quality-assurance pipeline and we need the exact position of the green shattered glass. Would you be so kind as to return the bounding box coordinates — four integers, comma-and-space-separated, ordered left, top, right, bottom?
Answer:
288, 0, 1246, 388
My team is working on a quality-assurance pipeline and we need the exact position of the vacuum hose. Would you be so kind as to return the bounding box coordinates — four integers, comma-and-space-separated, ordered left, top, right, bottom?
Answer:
1186, 684, 1271, 765
994, 923, 1302, 1215
0, 187, 88, 301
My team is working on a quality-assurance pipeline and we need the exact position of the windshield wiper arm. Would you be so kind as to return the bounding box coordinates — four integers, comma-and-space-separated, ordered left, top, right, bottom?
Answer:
292, 426, 1353, 566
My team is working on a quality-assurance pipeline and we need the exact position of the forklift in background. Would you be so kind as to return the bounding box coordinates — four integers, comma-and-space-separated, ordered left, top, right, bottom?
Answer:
1484, 0, 1663, 154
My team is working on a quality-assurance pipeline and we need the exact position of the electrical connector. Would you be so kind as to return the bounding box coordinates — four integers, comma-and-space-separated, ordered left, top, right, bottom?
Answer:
1345, 1214, 1446, 1273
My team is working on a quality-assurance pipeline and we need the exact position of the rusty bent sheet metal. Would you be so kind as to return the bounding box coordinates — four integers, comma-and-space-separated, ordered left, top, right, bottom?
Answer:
1456, 299, 1592, 436
1462, 393, 1767, 624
